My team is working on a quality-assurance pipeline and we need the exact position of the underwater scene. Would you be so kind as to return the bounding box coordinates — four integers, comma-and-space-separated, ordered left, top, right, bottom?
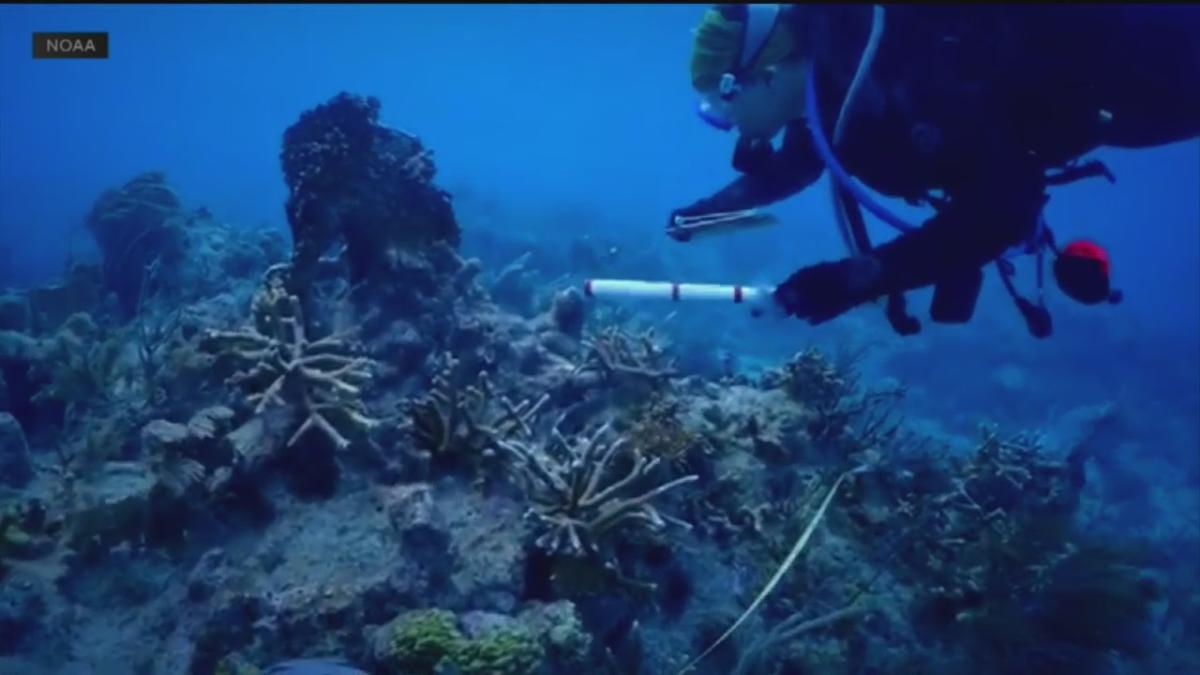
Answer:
1, 4, 1198, 675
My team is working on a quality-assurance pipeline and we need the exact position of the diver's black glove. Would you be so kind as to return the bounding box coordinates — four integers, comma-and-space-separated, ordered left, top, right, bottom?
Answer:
666, 207, 694, 242
772, 256, 884, 324
666, 201, 722, 243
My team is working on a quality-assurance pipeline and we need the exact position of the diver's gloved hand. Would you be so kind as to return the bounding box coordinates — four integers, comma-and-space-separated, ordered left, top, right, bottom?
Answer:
666, 191, 743, 243
666, 203, 710, 243
772, 256, 884, 324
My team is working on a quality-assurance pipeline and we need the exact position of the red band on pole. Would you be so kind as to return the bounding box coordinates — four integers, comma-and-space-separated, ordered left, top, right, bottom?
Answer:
734, 286, 744, 303
583, 279, 593, 297
671, 283, 681, 301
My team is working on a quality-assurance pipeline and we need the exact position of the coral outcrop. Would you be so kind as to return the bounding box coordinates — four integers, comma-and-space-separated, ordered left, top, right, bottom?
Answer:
84, 171, 186, 316
280, 92, 459, 291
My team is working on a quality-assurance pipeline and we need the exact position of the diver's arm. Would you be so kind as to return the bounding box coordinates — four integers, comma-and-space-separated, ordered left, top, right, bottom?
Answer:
774, 156, 1047, 323
671, 120, 824, 224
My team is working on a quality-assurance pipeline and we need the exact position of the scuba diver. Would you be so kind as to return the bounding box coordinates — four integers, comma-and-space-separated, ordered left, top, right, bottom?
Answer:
668, 4, 1200, 337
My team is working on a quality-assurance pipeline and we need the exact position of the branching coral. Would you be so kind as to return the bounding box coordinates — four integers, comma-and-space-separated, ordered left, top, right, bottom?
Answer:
846, 424, 1159, 674
202, 266, 380, 453
571, 325, 677, 388
771, 347, 851, 412
406, 351, 549, 473
767, 347, 910, 457
626, 393, 711, 477
31, 312, 129, 418
496, 420, 698, 559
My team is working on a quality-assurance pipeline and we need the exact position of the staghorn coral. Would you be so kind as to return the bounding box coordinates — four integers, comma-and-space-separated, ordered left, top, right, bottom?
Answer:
202, 266, 380, 455
405, 351, 549, 475
496, 420, 698, 559
766, 347, 909, 458
840, 424, 1157, 674
572, 325, 677, 386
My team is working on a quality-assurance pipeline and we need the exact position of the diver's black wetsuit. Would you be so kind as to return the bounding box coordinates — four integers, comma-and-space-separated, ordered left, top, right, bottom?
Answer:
674, 4, 1200, 329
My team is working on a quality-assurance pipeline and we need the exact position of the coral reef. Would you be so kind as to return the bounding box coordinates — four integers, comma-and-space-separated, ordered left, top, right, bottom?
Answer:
0, 91, 1194, 675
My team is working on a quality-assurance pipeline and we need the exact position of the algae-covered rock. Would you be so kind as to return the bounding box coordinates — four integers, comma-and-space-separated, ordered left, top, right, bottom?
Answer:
549, 288, 585, 340
67, 461, 156, 549
366, 599, 591, 675
371, 607, 551, 675
451, 625, 543, 675
445, 490, 528, 614
381, 483, 452, 570
371, 608, 465, 674
187, 548, 234, 603
516, 601, 592, 670
213, 653, 262, 675
0, 413, 32, 488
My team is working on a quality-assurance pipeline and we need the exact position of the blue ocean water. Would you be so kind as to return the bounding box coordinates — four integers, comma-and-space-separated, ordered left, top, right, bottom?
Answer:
1, 5, 1197, 675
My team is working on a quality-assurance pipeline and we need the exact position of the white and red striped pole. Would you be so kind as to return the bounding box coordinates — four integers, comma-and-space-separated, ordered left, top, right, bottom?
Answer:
581, 278, 778, 314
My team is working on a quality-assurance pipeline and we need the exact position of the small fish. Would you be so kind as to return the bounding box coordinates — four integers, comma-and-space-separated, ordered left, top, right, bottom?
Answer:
262, 658, 369, 675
